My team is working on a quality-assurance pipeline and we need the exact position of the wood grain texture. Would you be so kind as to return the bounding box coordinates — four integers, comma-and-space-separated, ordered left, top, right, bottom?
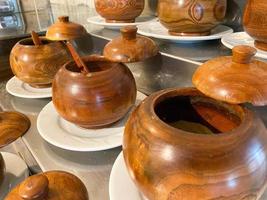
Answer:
103, 26, 159, 63
0, 112, 30, 148
5, 171, 88, 200
158, 0, 227, 36
243, 0, 267, 51
0, 154, 4, 188
193, 45, 267, 106
10, 38, 71, 88
46, 16, 88, 41
123, 87, 267, 200
52, 55, 137, 129
94, 0, 145, 23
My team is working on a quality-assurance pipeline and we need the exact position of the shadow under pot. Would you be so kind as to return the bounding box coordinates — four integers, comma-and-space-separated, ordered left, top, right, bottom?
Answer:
52, 55, 137, 129
123, 87, 267, 199
94, 0, 145, 23
10, 38, 70, 88
158, 0, 227, 36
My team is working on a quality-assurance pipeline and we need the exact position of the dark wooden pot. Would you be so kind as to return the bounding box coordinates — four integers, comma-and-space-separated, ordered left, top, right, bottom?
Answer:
52, 55, 137, 129
0, 154, 4, 187
158, 0, 227, 36
123, 87, 267, 200
94, 0, 145, 23
243, 0, 267, 51
10, 38, 70, 88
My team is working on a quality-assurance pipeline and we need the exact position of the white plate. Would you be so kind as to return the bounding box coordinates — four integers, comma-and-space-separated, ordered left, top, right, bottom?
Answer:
37, 92, 147, 152
87, 15, 156, 30
109, 152, 143, 200
6, 76, 52, 99
137, 21, 233, 42
0, 152, 29, 199
221, 32, 267, 59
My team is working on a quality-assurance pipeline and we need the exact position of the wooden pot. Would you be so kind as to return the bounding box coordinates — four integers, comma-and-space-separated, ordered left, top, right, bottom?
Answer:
52, 55, 137, 129
158, 0, 227, 36
243, 0, 267, 51
94, 0, 145, 23
0, 154, 5, 187
10, 38, 70, 88
123, 87, 267, 200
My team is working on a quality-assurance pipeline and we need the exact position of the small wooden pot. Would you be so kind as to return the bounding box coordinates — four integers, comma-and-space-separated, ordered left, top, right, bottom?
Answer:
158, 0, 227, 36
94, 0, 145, 23
10, 38, 70, 88
243, 0, 267, 51
0, 154, 5, 187
123, 87, 267, 200
52, 55, 137, 129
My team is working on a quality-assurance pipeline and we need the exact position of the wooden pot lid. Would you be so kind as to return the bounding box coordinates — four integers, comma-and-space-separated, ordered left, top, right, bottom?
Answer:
103, 26, 159, 63
193, 45, 267, 106
0, 112, 30, 148
5, 171, 89, 200
46, 16, 88, 41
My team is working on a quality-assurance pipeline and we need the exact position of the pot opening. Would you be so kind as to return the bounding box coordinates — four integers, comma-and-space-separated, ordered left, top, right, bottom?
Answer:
19, 38, 53, 46
66, 60, 113, 73
154, 95, 242, 135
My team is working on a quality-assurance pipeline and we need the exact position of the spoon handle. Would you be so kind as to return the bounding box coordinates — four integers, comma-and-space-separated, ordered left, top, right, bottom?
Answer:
31, 31, 42, 46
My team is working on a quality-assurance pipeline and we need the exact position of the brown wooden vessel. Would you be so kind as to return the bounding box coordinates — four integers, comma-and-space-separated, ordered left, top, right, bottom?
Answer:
243, 0, 267, 51
158, 0, 227, 36
52, 55, 136, 129
0, 154, 4, 188
94, 0, 145, 23
10, 37, 70, 88
5, 171, 88, 200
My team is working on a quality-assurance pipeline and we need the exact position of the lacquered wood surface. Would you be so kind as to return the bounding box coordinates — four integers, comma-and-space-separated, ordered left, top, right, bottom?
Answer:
46, 16, 88, 41
158, 0, 227, 36
243, 0, 267, 51
10, 38, 70, 88
123, 87, 267, 200
0, 154, 4, 188
94, 0, 144, 23
0, 112, 30, 148
31, 31, 42, 46
52, 55, 137, 129
103, 26, 159, 63
5, 171, 88, 200
193, 45, 267, 106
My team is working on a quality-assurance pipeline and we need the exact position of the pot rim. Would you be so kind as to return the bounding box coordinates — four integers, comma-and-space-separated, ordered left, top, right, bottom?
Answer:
17, 37, 60, 48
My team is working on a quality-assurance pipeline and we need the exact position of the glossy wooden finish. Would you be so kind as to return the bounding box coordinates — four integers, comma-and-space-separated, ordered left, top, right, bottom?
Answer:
243, 0, 267, 51
46, 16, 88, 41
52, 55, 137, 129
103, 26, 159, 63
0, 112, 30, 148
123, 87, 267, 200
5, 171, 88, 200
0, 154, 5, 188
158, 0, 227, 36
94, 0, 145, 23
193, 45, 267, 106
31, 31, 42, 46
10, 38, 70, 88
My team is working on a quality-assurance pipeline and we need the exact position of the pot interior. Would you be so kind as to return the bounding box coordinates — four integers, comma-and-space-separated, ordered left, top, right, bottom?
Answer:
154, 95, 243, 135
19, 38, 53, 46
66, 60, 113, 73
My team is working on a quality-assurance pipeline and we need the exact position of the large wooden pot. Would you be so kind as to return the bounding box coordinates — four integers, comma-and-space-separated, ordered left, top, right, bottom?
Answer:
0, 154, 5, 187
243, 0, 267, 51
123, 87, 267, 199
52, 55, 137, 129
94, 0, 145, 23
10, 38, 70, 88
158, 0, 227, 36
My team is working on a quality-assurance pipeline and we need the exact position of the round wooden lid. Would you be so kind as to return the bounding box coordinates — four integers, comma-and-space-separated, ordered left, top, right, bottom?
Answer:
46, 16, 88, 41
5, 171, 88, 200
0, 111, 30, 148
103, 26, 159, 63
193, 45, 267, 106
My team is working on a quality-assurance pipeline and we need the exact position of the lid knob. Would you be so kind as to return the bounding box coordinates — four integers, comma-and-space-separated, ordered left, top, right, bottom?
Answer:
232, 45, 257, 64
121, 26, 137, 40
58, 16, 69, 23
19, 174, 49, 200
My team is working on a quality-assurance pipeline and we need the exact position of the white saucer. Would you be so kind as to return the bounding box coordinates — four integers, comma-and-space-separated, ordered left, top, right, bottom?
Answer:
6, 77, 52, 99
221, 32, 267, 59
87, 15, 156, 30
0, 152, 29, 199
109, 152, 143, 200
37, 92, 147, 152
137, 21, 233, 42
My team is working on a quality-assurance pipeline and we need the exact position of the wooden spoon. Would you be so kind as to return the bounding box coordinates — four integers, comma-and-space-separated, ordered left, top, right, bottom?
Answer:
31, 31, 42, 46
65, 41, 90, 74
